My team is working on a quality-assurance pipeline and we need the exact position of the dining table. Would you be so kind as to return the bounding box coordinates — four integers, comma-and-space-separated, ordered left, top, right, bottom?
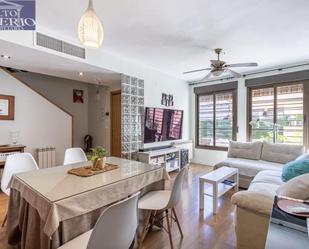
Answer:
6, 157, 170, 249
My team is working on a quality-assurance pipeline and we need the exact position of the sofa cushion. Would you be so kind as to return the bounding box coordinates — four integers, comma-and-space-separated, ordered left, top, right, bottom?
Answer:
232, 170, 283, 215
261, 142, 304, 164
228, 141, 263, 160
216, 158, 283, 177
249, 170, 284, 196
276, 173, 309, 200
281, 159, 309, 182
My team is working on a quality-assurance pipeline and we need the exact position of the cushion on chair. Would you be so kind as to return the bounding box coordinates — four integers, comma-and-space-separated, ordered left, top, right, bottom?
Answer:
281, 159, 309, 182
58, 229, 92, 249
261, 142, 304, 164
228, 141, 263, 160
276, 173, 309, 200
138, 190, 172, 210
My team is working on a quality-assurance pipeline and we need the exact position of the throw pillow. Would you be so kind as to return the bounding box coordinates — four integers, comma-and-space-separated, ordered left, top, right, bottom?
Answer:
227, 141, 263, 160
296, 152, 309, 161
277, 173, 309, 200
282, 159, 309, 182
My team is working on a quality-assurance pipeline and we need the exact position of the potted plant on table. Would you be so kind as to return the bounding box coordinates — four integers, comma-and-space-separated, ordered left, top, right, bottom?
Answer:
90, 146, 107, 170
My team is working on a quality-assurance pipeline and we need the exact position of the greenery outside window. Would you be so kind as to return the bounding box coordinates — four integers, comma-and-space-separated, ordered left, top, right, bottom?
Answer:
248, 83, 306, 145
196, 90, 237, 151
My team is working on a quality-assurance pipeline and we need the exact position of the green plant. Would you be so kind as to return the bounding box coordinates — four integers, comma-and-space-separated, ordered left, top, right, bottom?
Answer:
90, 146, 107, 162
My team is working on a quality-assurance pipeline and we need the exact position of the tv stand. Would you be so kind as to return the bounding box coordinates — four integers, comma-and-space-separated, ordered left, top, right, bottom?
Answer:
139, 144, 173, 152
138, 147, 180, 172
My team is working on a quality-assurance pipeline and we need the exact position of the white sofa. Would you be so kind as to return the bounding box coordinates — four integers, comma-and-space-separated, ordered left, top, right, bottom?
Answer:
231, 170, 284, 249
214, 141, 304, 188
231, 169, 309, 249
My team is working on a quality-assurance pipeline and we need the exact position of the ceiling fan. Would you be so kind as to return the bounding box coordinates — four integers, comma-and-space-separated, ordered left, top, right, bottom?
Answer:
183, 48, 258, 80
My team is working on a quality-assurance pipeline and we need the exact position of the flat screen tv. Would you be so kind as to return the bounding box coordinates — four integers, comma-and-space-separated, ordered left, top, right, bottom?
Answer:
144, 107, 183, 143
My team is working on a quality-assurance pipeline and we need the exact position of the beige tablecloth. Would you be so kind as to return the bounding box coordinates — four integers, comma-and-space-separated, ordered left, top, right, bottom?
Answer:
7, 157, 169, 249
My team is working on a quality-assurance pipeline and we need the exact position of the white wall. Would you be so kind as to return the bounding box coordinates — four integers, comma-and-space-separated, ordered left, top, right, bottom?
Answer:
191, 65, 309, 166
88, 83, 121, 154
1, 31, 191, 150
143, 73, 190, 149
0, 69, 72, 165
15, 72, 89, 147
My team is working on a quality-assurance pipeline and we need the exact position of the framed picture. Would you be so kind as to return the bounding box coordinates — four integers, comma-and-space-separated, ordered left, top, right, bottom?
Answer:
0, 95, 15, 120
168, 95, 174, 106
161, 93, 174, 107
161, 93, 167, 106
73, 89, 84, 103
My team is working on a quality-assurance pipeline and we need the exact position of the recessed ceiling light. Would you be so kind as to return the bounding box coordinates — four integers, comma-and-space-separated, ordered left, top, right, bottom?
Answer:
79, 72, 83, 76
1, 54, 11, 59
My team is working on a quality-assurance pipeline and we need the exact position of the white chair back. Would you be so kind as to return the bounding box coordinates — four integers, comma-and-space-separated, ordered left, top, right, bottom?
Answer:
63, 148, 88, 165
86, 192, 139, 249
1, 153, 39, 196
166, 167, 187, 209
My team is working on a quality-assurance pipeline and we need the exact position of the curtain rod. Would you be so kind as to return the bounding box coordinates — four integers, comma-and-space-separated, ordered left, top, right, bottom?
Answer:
189, 62, 309, 86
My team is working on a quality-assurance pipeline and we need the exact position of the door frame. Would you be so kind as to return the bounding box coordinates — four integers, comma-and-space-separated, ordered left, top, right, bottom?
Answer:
110, 90, 121, 157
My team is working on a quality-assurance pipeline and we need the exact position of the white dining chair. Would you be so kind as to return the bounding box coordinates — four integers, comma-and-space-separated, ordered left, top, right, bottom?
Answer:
1, 152, 39, 226
63, 148, 88, 165
58, 192, 140, 249
138, 167, 187, 249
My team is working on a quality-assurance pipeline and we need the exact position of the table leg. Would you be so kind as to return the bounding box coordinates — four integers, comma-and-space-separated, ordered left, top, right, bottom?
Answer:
234, 172, 239, 192
213, 183, 218, 214
199, 179, 204, 210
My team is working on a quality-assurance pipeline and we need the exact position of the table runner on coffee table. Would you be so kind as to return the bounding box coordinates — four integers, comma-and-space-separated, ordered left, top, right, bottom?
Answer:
7, 157, 170, 249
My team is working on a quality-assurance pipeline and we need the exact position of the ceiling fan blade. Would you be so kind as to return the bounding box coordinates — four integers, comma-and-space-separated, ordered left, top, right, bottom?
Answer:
226, 69, 242, 78
225, 62, 258, 67
200, 72, 213, 81
183, 68, 212, 74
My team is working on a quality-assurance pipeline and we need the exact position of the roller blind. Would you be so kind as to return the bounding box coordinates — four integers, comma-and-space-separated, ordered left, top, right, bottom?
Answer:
245, 70, 309, 88
194, 81, 238, 95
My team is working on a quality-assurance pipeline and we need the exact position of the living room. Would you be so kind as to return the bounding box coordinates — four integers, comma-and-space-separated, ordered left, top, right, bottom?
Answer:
0, 1, 309, 249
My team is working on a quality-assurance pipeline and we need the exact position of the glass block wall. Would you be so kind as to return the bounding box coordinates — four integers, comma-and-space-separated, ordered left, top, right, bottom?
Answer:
121, 75, 145, 160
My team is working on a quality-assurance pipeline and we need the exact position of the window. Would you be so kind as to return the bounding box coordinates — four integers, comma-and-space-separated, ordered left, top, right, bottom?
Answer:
248, 83, 305, 145
197, 90, 237, 150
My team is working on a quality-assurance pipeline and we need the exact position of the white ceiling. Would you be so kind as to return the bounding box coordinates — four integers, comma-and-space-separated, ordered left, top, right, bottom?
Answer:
2, 0, 309, 82
0, 40, 121, 85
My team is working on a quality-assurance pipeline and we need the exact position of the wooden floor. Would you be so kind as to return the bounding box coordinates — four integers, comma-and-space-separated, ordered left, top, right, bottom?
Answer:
0, 164, 236, 249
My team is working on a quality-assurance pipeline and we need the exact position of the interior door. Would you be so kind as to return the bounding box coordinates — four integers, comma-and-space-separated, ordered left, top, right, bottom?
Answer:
111, 90, 121, 157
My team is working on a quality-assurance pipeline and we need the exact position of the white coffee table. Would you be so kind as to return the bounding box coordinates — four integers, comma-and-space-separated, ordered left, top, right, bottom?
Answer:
199, 166, 239, 214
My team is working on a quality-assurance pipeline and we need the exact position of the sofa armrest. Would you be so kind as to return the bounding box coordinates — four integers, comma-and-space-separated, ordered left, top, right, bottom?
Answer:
231, 191, 275, 216
214, 161, 228, 170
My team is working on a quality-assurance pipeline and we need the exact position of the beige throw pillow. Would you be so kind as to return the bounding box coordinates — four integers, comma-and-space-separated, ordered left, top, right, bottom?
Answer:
227, 141, 263, 160
276, 173, 309, 200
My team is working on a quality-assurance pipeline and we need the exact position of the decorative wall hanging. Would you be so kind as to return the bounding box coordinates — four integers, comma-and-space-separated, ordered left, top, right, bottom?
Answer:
121, 75, 145, 160
73, 89, 84, 103
0, 95, 15, 120
161, 93, 174, 107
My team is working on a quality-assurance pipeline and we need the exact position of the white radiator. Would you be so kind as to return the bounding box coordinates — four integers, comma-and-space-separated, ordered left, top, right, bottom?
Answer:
37, 147, 56, 168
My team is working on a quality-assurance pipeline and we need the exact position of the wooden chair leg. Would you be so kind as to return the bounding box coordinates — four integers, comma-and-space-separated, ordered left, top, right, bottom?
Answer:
1, 213, 7, 227
138, 210, 152, 249
172, 208, 183, 238
165, 210, 174, 249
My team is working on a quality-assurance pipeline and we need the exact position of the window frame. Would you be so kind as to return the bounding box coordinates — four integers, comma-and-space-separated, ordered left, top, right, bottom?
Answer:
247, 81, 308, 146
196, 89, 238, 151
